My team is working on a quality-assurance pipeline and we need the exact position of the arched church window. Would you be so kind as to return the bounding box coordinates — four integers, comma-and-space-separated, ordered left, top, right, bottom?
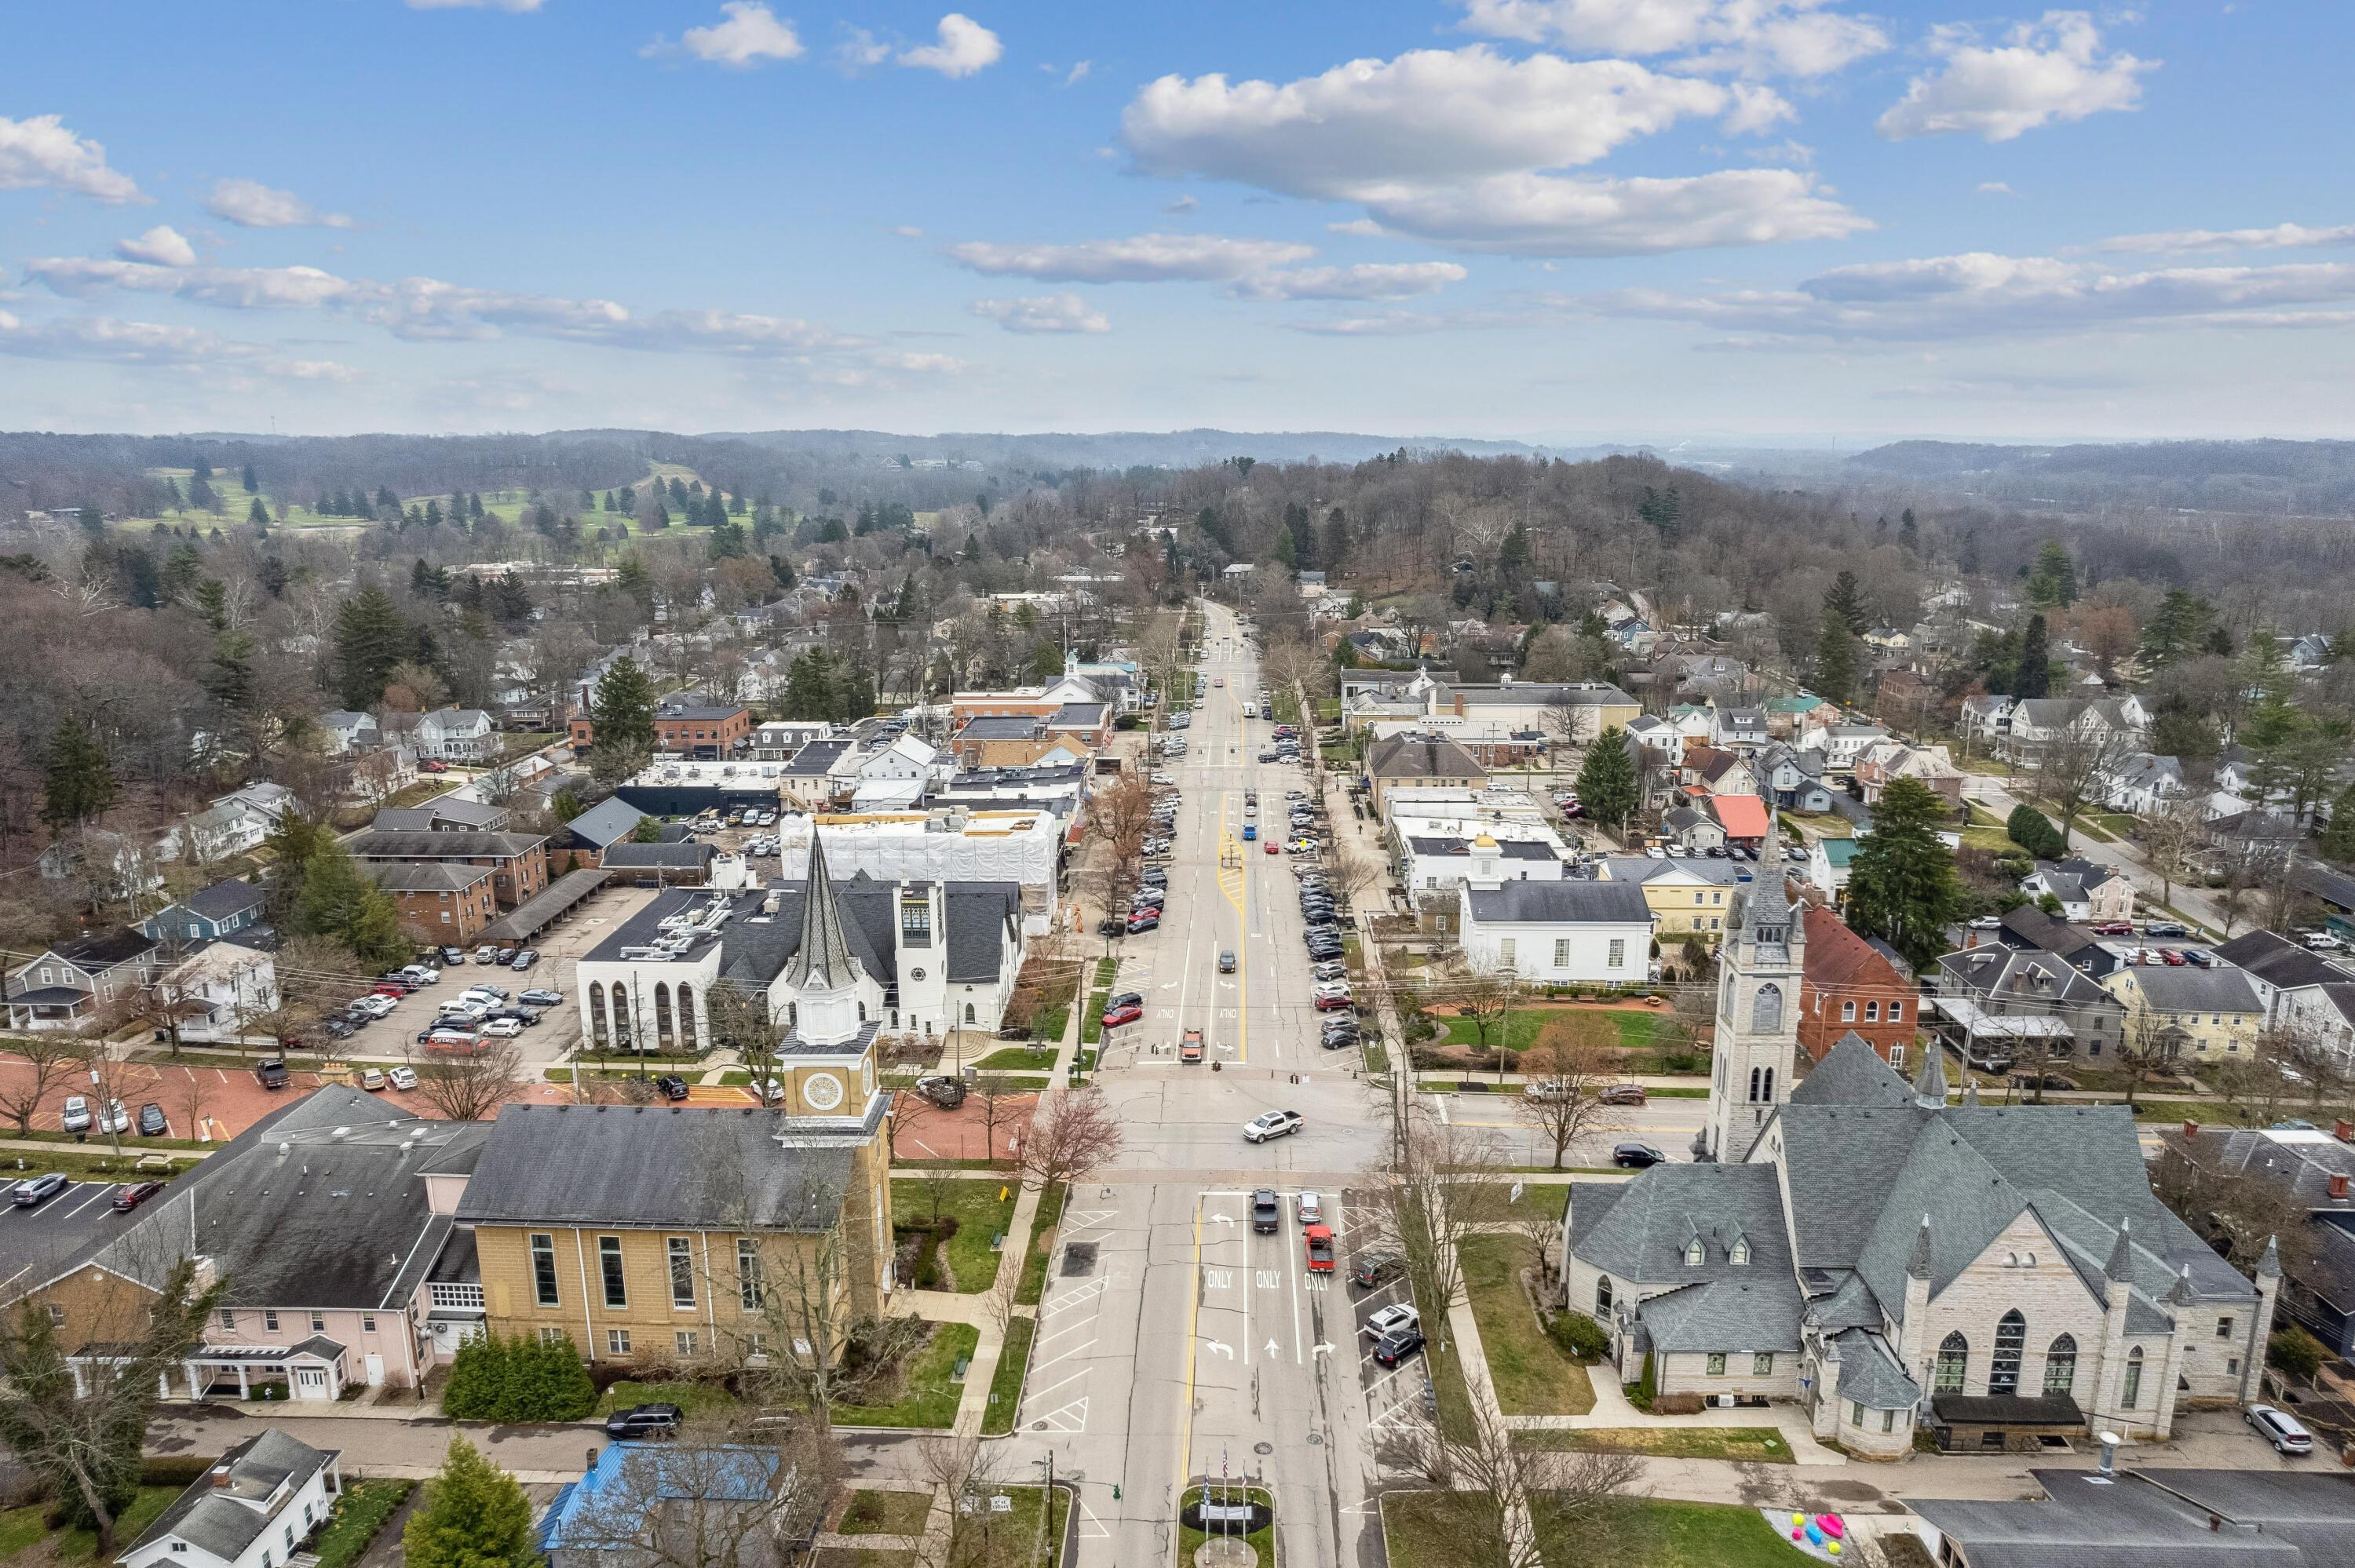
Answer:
1751, 983, 1784, 1033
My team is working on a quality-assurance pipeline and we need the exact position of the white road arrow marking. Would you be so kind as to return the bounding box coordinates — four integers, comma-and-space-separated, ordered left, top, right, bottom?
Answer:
1207, 1341, 1235, 1359
1265, 1337, 1280, 1357
1210, 1213, 1235, 1226
1313, 1343, 1335, 1356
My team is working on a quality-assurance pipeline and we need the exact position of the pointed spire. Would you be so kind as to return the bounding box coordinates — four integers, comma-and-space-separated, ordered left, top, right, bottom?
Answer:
1914, 1045, 1949, 1109
2105, 1217, 2135, 1283
1962, 1078, 1981, 1108
2258, 1234, 2282, 1279
785, 832, 858, 992
1741, 813, 1792, 944
1907, 1214, 1933, 1281
2167, 1264, 2197, 1307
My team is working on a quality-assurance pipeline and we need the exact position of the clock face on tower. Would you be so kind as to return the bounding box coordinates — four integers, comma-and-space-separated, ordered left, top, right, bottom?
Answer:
802, 1071, 845, 1111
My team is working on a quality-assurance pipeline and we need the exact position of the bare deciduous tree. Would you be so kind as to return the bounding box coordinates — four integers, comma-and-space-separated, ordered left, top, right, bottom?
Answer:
2030, 723, 2138, 844
1519, 1015, 1621, 1172
1016, 1086, 1123, 1194
1363, 1118, 1508, 1358
0, 1036, 82, 1136
404, 1037, 528, 1122
1374, 1394, 1639, 1568
554, 1418, 845, 1568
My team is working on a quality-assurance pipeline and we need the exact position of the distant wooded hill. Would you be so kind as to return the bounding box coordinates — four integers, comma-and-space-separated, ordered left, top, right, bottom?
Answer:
1846, 438, 2355, 516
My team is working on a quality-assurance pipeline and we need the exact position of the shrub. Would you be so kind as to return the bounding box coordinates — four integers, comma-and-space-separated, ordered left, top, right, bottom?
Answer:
443, 1331, 596, 1422
1654, 1391, 1706, 1415
1548, 1311, 1610, 1362
2006, 804, 2065, 860
2270, 1325, 2326, 1381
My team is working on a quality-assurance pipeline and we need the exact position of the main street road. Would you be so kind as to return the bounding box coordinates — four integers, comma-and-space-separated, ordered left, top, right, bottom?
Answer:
991, 601, 1397, 1568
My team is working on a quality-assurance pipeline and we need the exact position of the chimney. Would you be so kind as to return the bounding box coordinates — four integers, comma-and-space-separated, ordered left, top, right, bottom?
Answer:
210, 1464, 234, 1489
2182, 1120, 2200, 1140
2331, 1174, 2350, 1202
2098, 1432, 2120, 1476
2337, 1120, 2353, 1144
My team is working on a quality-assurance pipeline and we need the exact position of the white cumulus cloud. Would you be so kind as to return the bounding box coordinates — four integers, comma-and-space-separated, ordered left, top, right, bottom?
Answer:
1119, 46, 1854, 257
0, 309, 357, 381
969, 294, 1112, 334
203, 177, 355, 229
0, 114, 145, 205
115, 226, 196, 268
946, 232, 1313, 283
898, 14, 1002, 77
1453, 0, 1887, 77
1229, 262, 1469, 301
669, 2, 803, 66
1876, 11, 2152, 143
2098, 221, 2355, 256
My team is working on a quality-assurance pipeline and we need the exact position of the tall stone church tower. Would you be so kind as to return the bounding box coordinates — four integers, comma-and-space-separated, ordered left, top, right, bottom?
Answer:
1700, 820, 1805, 1164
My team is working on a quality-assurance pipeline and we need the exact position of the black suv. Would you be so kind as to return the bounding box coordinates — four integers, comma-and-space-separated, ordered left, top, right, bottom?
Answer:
1251, 1188, 1281, 1234
654, 1074, 692, 1101
604, 1402, 684, 1439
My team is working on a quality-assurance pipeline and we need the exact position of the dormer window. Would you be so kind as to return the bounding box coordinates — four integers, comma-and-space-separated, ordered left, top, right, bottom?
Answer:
1684, 1240, 1705, 1266
1730, 1239, 1751, 1266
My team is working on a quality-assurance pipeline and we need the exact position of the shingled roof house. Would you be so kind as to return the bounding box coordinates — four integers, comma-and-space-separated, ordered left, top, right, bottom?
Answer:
1563, 848, 2275, 1458
117, 1429, 343, 1568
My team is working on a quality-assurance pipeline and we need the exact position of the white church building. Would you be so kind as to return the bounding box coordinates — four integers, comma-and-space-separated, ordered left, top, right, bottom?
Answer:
1562, 822, 2277, 1459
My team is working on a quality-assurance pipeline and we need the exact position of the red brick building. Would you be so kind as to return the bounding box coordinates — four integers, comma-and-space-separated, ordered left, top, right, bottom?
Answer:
1797, 903, 1919, 1068
349, 829, 551, 909
374, 862, 500, 941
568, 705, 752, 760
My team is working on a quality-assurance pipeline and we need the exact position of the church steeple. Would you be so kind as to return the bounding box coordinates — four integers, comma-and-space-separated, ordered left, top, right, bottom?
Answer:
787, 833, 864, 1048
1700, 825, 1804, 1165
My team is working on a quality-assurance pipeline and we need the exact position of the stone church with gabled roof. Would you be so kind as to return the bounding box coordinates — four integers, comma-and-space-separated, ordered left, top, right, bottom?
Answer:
1564, 835, 2279, 1458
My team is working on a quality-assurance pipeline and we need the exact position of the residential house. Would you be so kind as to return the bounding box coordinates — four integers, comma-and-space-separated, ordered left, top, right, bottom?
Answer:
562, 796, 652, 856
1455, 879, 1655, 985
374, 862, 501, 943
1707, 793, 1773, 851
1959, 693, 2014, 750
1994, 905, 2120, 981
160, 784, 298, 867
853, 734, 943, 786
1681, 745, 1758, 799
2102, 962, 2265, 1063
348, 828, 551, 908
751, 720, 835, 760
1295, 570, 1326, 596
1565, 1030, 2267, 1457
2024, 859, 2136, 925
1929, 946, 2126, 1067
1806, 835, 1860, 906
318, 710, 381, 755
1364, 732, 1488, 815
115, 1430, 344, 1568
141, 879, 266, 946
1660, 807, 1726, 855
2284, 633, 2335, 672
2159, 1121, 2355, 1361
155, 939, 280, 1044
2211, 929, 2355, 1063
2102, 753, 2189, 815
1797, 904, 1917, 1067
1756, 743, 1834, 814
780, 738, 856, 807
2001, 696, 2149, 763
1853, 739, 1966, 810
1708, 705, 1769, 750
1594, 855, 1745, 945
3, 928, 160, 1032
1800, 724, 1891, 773
1764, 692, 1840, 738
372, 797, 512, 833
11, 1088, 488, 1398
388, 707, 500, 764
538, 1439, 800, 1568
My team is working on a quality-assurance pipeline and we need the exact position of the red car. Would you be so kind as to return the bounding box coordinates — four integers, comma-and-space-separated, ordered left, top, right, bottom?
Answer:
1314, 993, 1353, 1012
112, 1180, 167, 1212
1102, 1003, 1144, 1027
1304, 1223, 1335, 1274
2092, 921, 2134, 936
421, 760, 449, 773
2161, 949, 2188, 965
1264, 840, 1280, 854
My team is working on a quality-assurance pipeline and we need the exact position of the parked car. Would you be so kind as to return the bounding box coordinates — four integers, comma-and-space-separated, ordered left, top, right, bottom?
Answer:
2143, 920, 2190, 938
604, 1403, 685, 1439
2247, 1403, 2314, 1455
1251, 1188, 1281, 1233
1599, 1083, 1648, 1106
112, 1180, 168, 1212
388, 1066, 418, 1092
1102, 1002, 1144, 1028
1180, 1028, 1205, 1064
1126, 915, 1160, 935
1363, 1303, 1419, 1339
400, 964, 440, 985
137, 1102, 168, 1136
475, 945, 499, 963
654, 1074, 691, 1101
2091, 921, 2134, 936
254, 1059, 290, 1090
1243, 1110, 1304, 1143
360, 1067, 388, 1090
12, 1172, 68, 1208
1304, 1224, 1336, 1274
440, 946, 467, 965
914, 1074, 966, 1109
59, 1095, 93, 1133
1297, 1191, 1324, 1225
1612, 1143, 1667, 1169
1372, 1326, 1427, 1368
520, 988, 564, 1007
482, 1017, 524, 1038
511, 950, 539, 971
1351, 1249, 1403, 1290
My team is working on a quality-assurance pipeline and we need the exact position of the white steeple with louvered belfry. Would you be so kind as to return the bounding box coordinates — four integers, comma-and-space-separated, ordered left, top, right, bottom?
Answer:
787, 833, 865, 1049
1700, 816, 1803, 1164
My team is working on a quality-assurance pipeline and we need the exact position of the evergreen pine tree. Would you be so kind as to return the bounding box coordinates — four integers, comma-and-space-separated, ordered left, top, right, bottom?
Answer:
403, 1438, 537, 1568
291, 840, 407, 968
42, 715, 115, 829
239, 463, 258, 494
332, 587, 410, 709
1573, 725, 1640, 832
1813, 603, 1859, 706
1846, 777, 1967, 973
1900, 508, 1919, 550
590, 655, 658, 759
2025, 540, 2079, 608
2014, 614, 2052, 699
1824, 570, 1870, 636
2319, 782, 2355, 865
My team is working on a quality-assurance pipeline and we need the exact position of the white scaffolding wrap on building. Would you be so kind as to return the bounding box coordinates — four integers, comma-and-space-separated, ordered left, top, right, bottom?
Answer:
777, 811, 1061, 933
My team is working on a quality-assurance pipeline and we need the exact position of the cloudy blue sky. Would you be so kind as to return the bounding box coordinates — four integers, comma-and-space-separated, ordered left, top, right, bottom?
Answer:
2, 0, 2347, 443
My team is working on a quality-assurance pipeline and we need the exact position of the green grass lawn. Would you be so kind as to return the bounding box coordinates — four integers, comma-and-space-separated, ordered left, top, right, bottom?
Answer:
834, 1322, 979, 1429
1441, 1007, 1678, 1056
0, 1486, 179, 1565
1503, 1182, 1574, 1222
1386, 1493, 1808, 1568
975, 1045, 1057, 1072
1017, 1183, 1067, 1306
838, 1490, 933, 1537
893, 1176, 1018, 1292
1460, 1235, 1594, 1417
1411, 1275, 1479, 1445
311, 1479, 414, 1568
981, 1317, 1036, 1436
1518, 1425, 1793, 1463
593, 1379, 741, 1418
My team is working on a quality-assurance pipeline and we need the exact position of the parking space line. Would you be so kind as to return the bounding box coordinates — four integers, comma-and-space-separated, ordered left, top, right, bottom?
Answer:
1031, 1334, 1099, 1374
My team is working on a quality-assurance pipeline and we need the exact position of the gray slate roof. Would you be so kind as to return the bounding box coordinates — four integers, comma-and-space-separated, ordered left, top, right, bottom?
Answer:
1462, 879, 1652, 925
371, 862, 496, 893
1570, 1162, 1791, 1284
600, 842, 714, 871
184, 878, 264, 921
1825, 1326, 1921, 1409
348, 828, 547, 859
2119, 963, 2263, 1015
1790, 1033, 1918, 1108
1632, 1275, 1803, 1352
565, 795, 648, 848
130, 1428, 338, 1564
2214, 930, 2353, 990
458, 1103, 855, 1229
1365, 731, 1488, 780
